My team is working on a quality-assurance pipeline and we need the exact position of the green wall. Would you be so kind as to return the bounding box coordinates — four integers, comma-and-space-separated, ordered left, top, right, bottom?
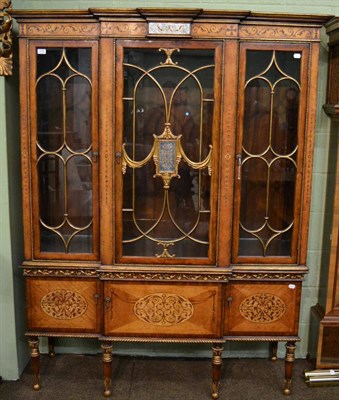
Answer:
1, 0, 338, 380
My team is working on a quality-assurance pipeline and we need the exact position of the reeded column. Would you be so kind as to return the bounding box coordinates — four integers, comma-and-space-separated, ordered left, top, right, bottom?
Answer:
212, 343, 224, 399
284, 341, 296, 395
28, 336, 41, 391
102, 342, 113, 397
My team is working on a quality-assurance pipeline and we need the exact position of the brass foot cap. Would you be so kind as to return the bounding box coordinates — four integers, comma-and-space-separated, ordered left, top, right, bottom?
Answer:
49, 352, 56, 358
33, 383, 41, 391
212, 393, 219, 399
284, 388, 291, 396
271, 356, 277, 361
103, 389, 112, 397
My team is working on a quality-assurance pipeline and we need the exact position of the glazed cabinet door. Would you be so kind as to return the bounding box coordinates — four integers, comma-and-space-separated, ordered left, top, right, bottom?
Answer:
27, 41, 99, 260
233, 43, 310, 264
114, 40, 222, 265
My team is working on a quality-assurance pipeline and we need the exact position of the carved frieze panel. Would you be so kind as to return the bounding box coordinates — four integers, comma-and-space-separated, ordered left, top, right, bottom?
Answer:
148, 22, 191, 36
100, 271, 229, 282
23, 268, 98, 278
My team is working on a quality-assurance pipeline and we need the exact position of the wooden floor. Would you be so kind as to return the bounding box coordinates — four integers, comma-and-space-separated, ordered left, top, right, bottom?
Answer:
1, 354, 338, 400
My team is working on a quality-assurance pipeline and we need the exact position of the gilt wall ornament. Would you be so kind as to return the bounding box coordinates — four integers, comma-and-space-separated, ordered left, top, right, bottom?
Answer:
41, 289, 88, 320
239, 293, 286, 323
0, 1, 12, 76
134, 293, 194, 326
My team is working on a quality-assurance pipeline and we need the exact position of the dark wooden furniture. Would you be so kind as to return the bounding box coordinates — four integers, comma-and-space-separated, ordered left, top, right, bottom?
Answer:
12, 8, 332, 398
306, 17, 339, 386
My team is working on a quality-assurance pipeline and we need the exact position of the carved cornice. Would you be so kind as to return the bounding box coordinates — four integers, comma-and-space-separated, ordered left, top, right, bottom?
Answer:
99, 271, 229, 282
0, 1, 12, 75
23, 268, 99, 278
22, 266, 304, 282
230, 272, 305, 281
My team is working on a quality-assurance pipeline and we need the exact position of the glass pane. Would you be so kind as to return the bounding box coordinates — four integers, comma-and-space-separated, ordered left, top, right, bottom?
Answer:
243, 79, 271, 155
66, 76, 92, 151
36, 47, 94, 254
239, 49, 301, 258
38, 154, 65, 227
240, 157, 267, 230
268, 158, 296, 230
37, 76, 63, 151
121, 46, 215, 259
272, 80, 299, 155
67, 155, 93, 227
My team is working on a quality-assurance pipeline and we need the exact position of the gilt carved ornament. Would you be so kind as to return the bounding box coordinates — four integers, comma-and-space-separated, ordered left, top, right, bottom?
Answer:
0, 0, 12, 75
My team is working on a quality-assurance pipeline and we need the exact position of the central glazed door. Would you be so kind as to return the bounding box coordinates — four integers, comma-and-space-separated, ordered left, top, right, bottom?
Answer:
115, 40, 222, 265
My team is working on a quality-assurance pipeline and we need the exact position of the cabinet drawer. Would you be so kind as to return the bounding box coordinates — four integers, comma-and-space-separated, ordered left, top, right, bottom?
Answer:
104, 282, 222, 338
224, 282, 301, 336
26, 278, 101, 333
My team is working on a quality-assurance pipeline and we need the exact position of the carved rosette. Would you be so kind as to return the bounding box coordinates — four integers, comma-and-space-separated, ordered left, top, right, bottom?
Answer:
239, 293, 286, 323
0, 0, 12, 75
40, 289, 88, 320
134, 293, 194, 326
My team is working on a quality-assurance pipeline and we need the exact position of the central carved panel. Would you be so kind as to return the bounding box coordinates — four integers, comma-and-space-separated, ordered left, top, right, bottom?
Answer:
40, 289, 88, 320
239, 293, 286, 323
134, 293, 194, 326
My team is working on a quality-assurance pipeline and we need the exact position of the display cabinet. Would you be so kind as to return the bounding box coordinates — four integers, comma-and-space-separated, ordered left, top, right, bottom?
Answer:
12, 8, 332, 398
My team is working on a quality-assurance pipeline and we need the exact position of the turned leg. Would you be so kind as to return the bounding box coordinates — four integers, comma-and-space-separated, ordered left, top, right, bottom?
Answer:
28, 336, 41, 391
48, 337, 56, 358
270, 341, 278, 361
211, 343, 224, 399
284, 341, 296, 395
102, 342, 113, 397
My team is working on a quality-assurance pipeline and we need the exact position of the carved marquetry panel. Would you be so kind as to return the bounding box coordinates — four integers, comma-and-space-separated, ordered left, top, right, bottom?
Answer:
19, 23, 100, 38
134, 293, 194, 326
239, 293, 286, 323
239, 25, 319, 41
100, 22, 147, 37
40, 289, 88, 320
191, 23, 238, 38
